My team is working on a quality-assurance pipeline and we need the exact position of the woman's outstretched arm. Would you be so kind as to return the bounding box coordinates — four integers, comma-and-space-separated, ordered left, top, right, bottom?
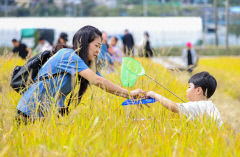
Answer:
79, 69, 145, 98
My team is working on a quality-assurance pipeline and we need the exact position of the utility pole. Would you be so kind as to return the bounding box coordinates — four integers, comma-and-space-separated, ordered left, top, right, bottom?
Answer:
213, 0, 219, 47
4, 0, 8, 17
80, 0, 83, 16
225, 0, 229, 49
143, 0, 147, 16
203, 6, 207, 47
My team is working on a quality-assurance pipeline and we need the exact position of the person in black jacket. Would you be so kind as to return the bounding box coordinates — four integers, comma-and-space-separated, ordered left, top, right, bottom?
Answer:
9, 39, 32, 59
122, 29, 135, 56
143, 32, 153, 57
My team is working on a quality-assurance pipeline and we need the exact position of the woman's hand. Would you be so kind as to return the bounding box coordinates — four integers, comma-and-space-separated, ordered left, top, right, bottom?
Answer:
146, 91, 157, 99
130, 89, 146, 98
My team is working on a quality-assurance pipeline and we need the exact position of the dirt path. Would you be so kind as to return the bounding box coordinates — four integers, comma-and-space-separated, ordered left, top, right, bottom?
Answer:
213, 91, 240, 131
152, 57, 240, 132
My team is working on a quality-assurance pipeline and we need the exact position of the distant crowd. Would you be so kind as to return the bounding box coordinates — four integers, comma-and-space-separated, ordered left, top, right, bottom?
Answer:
9, 32, 70, 60
9, 29, 198, 72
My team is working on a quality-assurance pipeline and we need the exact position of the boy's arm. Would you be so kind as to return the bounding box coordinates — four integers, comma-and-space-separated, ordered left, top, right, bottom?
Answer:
79, 68, 146, 98
147, 91, 179, 113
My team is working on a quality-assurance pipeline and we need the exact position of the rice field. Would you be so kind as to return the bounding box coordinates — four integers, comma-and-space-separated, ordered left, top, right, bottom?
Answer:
197, 57, 240, 100
0, 56, 240, 156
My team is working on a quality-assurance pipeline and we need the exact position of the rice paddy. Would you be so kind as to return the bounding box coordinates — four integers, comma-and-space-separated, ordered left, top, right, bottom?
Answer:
0, 56, 239, 156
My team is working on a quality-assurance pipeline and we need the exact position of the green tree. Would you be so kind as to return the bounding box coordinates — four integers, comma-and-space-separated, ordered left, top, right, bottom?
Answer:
229, 15, 240, 43
121, 0, 142, 5
229, 0, 240, 5
125, 4, 182, 16
208, 0, 239, 6
90, 6, 123, 16
16, 8, 30, 16
81, 0, 96, 16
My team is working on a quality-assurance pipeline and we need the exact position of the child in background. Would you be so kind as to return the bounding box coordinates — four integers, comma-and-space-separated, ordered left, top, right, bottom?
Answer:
147, 71, 223, 127
109, 36, 123, 64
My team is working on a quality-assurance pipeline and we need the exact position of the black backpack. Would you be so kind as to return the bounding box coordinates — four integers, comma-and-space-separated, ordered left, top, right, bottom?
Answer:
10, 50, 55, 94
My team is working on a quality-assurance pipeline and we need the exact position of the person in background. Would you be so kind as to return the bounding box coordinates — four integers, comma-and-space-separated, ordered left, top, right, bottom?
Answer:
98, 31, 114, 70
57, 32, 68, 46
34, 37, 53, 54
55, 32, 70, 52
182, 42, 198, 73
9, 39, 32, 60
108, 36, 123, 65
140, 31, 153, 58
122, 29, 134, 56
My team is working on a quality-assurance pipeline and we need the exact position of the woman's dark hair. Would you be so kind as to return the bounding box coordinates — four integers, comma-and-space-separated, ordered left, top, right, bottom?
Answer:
188, 71, 217, 98
72, 25, 102, 102
73, 25, 102, 66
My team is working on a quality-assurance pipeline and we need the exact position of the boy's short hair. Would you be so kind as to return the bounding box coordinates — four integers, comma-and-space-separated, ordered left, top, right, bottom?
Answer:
188, 72, 217, 98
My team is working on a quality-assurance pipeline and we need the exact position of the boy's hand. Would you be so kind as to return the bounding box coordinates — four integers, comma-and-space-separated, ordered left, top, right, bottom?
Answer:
147, 91, 157, 98
130, 89, 146, 98
130, 89, 151, 108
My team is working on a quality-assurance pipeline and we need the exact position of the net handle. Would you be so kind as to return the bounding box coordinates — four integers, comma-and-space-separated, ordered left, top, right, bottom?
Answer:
145, 74, 185, 103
